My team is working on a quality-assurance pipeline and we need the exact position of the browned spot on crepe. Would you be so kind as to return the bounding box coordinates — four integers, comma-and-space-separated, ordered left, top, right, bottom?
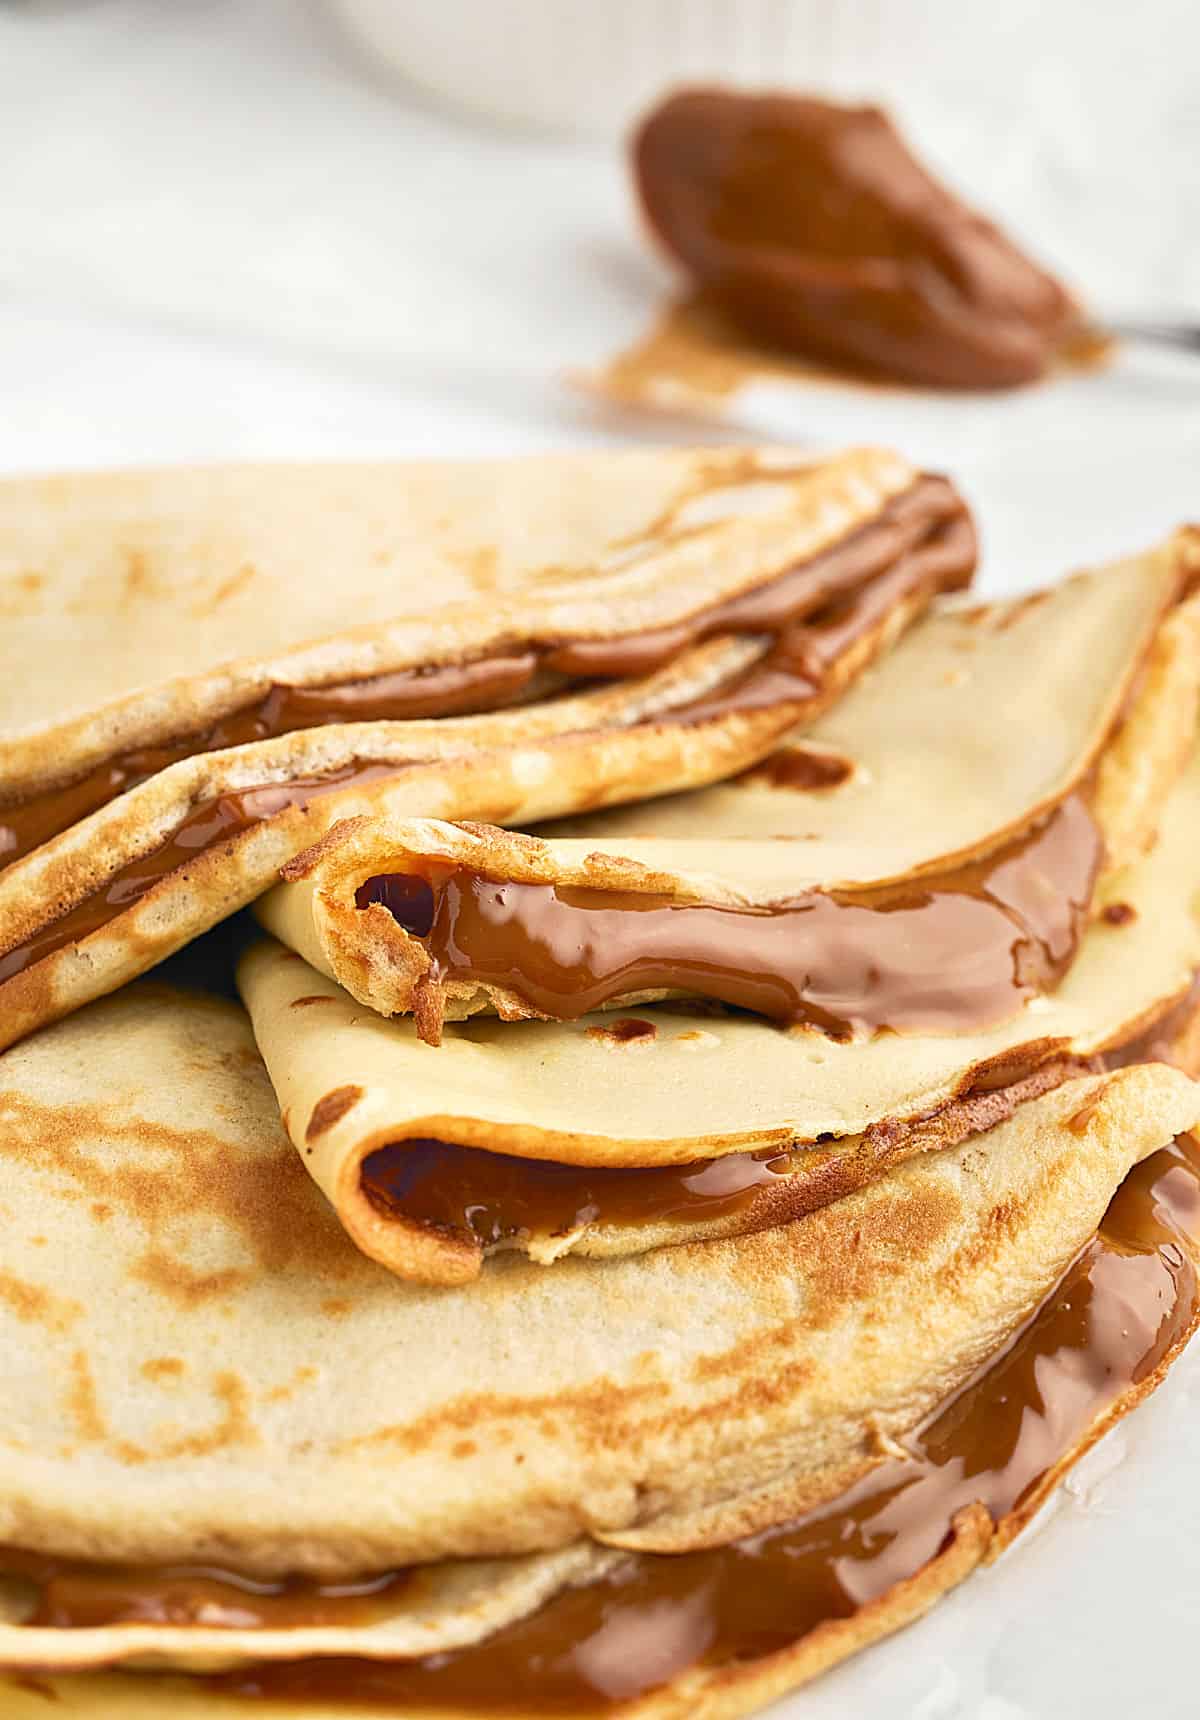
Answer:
129, 1248, 252, 1309
935, 1188, 1036, 1288
194, 561, 257, 617
279, 819, 372, 883
109, 1377, 259, 1465
140, 1357, 186, 1383
348, 1376, 671, 1457
65, 1350, 109, 1443
586, 1018, 658, 1047
290, 994, 337, 1009
690, 1321, 805, 1384
772, 1181, 962, 1299
994, 588, 1055, 630
1067, 1098, 1104, 1136
0, 1267, 80, 1331
265, 1365, 318, 1405
154, 1372, 260, 1460
0, 1084, 371, 1288
121, 547, 152, 598
0, 570, 46, 619
455, 545, 500, 592
306, 1085, 365, 1141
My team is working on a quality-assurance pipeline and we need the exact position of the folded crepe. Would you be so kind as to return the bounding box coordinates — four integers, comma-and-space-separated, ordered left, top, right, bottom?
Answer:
255, 529, 1200, 1044
236, 534, 1200, 1285
0, 977, 1196, 1717
0, 449, 972, 1054
238, 732, 1200, 1284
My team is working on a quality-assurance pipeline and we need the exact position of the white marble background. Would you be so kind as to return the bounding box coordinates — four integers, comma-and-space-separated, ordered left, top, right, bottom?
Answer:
0, 4, 1198, 1717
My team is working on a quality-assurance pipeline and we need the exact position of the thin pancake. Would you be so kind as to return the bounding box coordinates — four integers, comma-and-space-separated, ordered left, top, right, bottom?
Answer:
236, 745, 1200, 1282
0, 1061, 1195, 1682
0, 967, 1195, 1582
254, 531, 1200, 1039
0, 447, 921, 789
0, 454, 962, 859
7, 1114, 1198, 1719
0, 460, 972, 1054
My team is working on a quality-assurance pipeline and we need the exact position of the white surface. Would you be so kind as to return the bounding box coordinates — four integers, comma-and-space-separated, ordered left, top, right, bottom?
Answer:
0, 3, 1198, 1716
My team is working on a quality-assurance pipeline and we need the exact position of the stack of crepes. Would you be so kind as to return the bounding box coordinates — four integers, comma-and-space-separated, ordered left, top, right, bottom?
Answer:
1, 449, 1199, 1720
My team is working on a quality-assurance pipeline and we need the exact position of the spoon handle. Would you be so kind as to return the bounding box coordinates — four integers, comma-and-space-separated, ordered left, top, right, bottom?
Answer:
1106, 319, 1200, 353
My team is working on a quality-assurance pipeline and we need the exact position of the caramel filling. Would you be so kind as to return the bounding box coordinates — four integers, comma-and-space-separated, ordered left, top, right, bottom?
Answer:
0, 476, 967, 872
0, 657, 540, 872
358, 791, 1103, 1040
0, 487, 974, 993
353, 966, 1195, 1266
9, 1135, 1197, 1711
0, 765, 409, 989
1, 1554, 410, 1632
360, 1135, 794, 1250
357, 1057, 1097, 1256
634, 90, 1084, 390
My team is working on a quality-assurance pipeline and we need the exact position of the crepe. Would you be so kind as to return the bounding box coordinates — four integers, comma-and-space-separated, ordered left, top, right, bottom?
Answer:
236, 542, 1200, 1285
0, 981, 1195, 1714
255, 529, 1200, 1042
238, 733, 1200, 1283
0, 448, 973, 1055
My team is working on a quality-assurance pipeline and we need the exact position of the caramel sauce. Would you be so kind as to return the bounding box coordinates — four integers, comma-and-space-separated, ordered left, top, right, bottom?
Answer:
356, 791, 1102, 1040
360, 1138, 793, 1250
670, 506, 975, 728
0, 764, 408, 989
0, 484, 972, 998
595, 290, 813, 409
735, 745, 854, 792
634, 90, 1084, 390
542, 473, 962, 678
0, 477, 967, 873
353, 956, 1192, 1268
356, 1060, 1101, 1258
83, 1130, 1186, 1709
1, 1549, 410, 1632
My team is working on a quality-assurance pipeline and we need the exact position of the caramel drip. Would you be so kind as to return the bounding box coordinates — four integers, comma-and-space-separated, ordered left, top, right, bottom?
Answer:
357, 791, 1102, 1040
360, 1137, 793, 1250
8, 1136, 1192, 1709
0, 476, 968, 872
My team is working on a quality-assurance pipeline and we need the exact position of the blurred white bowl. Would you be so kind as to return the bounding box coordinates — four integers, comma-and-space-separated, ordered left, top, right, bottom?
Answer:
325, 0, 847, 136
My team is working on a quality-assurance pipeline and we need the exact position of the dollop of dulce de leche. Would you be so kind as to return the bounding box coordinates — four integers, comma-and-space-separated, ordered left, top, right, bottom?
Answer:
633, 89, 1084, 389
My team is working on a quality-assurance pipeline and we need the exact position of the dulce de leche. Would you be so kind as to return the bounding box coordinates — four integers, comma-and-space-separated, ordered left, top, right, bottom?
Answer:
634, 89, 1084, 389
